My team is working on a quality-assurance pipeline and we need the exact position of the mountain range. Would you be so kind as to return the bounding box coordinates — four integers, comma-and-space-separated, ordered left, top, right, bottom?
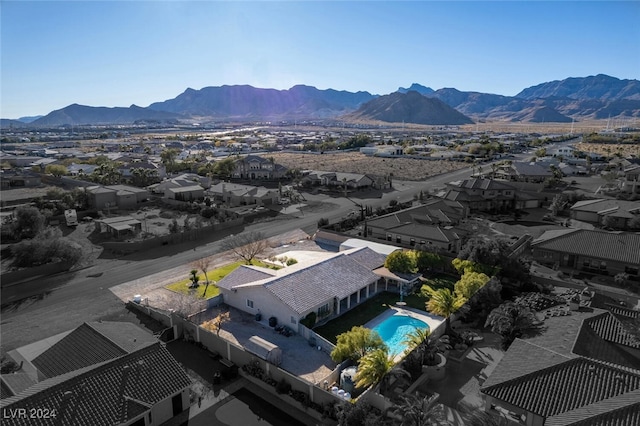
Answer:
3, 74, 639, 128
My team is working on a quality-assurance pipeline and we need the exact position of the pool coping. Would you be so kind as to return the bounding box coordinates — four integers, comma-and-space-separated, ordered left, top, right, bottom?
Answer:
364, 305, 445, 333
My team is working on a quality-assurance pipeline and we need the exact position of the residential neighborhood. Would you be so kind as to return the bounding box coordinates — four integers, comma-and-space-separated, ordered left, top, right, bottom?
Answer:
1, 124, 640, 426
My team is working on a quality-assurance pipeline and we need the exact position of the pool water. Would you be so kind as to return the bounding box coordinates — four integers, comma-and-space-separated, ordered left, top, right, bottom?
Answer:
371, 315, 429, 357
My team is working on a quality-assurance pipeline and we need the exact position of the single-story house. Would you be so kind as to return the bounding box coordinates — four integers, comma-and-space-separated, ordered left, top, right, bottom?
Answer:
0, 321, 191, 426
301, 171, 382, 190
569, 199, 640, 230
531, 229, 640, 277
87, 185, 149, 210
496, 162, 553, 183
216, 247, 390, 329
165, 185, 205, 202
96, 216, 142, 237
0, 170, 42, 188
208, 182, 279, 206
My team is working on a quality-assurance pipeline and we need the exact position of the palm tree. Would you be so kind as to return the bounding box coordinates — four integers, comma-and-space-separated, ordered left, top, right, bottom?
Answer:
355, 347, 393, 389
423, 287, 466, 336
391, 394, 447, 426
403, 328, 430, 362
485, 301, 544, 350
462, 409, 512, 426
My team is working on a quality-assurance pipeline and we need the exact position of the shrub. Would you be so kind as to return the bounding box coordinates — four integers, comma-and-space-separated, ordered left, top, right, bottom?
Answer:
275, 378, 291, 394
300, 312, 317, 328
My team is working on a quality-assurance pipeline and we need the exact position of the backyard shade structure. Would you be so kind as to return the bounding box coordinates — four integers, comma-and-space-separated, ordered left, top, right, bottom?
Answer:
244, 335, 282, 366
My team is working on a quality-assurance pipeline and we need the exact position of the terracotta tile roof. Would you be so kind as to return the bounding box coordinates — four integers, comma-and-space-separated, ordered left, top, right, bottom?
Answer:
450, 178, 516, 191
1, 381, 13, 399
31, 322, 157, 378
86, 321, 159, 353
0, 343, 191, 426
0, 373, 36, 397
32, 323, 126, 378
481, 339, 571, 389
546, 390, 640, 426
482, 357, 640, 418
586, 312, 640, 349
572, 313, 640, 370
525, 308, 602, 358
531, 229, 640, 265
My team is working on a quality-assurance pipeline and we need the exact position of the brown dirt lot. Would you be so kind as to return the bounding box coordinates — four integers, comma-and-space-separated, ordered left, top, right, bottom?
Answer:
268, 152, 468, 181
574, 142, 640, 158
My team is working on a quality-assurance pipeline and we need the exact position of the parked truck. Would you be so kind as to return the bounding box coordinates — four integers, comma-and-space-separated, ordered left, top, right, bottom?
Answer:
64, 209, 78, 227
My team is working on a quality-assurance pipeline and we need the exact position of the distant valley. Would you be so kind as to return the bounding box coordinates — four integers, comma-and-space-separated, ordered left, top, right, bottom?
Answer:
2, 74, 639, 128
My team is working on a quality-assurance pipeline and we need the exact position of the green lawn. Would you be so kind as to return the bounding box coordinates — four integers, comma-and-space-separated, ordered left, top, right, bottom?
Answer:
420, 274, 458, 292
314, 291, 428, 344
165, 259, 271, 299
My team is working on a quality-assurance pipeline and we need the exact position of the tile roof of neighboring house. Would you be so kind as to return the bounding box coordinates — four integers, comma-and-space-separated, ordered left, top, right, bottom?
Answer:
511, 162, 553, 177
585, 312, 640, 349
482, 356, 640, 418
571, 311, 640, 370
167, 185, 204, 193
447, 178, 516, 191
545, 390, 640, 426
481, 339, 571, 389
32, 322, 157, 378
531, 229, 640, 265
1, 373, 37, 397
0, 343, 191, 426
105, 185, 148, 194
523, 308, 604, 358
570, 199, 640, 217
387, 223, 460, 242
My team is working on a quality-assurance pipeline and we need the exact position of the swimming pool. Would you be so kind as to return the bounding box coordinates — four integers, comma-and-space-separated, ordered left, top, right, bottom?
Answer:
371, 314, 429, 357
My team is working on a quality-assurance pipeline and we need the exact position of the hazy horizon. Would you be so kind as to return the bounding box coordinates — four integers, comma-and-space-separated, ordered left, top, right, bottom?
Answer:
2, 1, 639, 119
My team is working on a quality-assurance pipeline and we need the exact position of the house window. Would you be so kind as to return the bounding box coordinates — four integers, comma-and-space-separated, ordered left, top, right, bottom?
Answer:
246, 299, 254, 309
410, 239, 416, 247
396, 236, 401, 244
291, 316, 297, 324
318, 304, 330, 317
599, 261, 607, 270
625, 266, 639, 276
386, 234, 392, 241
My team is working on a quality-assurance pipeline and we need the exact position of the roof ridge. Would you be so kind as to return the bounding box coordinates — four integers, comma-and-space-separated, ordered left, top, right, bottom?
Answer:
85, 321, 134, 353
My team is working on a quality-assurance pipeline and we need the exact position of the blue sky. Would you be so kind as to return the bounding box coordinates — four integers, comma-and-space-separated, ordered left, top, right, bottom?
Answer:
1, 1, 639, 119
